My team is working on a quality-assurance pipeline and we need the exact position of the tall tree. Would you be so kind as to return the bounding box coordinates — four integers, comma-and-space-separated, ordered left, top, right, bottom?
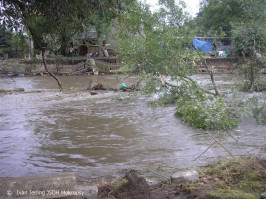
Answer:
231, 0, 266, 90
0, 25, 9, 49
1, 0, 133, 90
196, 0, 244, 36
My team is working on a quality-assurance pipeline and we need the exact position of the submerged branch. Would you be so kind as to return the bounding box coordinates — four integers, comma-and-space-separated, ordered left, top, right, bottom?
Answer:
159, 75, 217, 96
208, 132, 236, 159
194, 141, 216, 161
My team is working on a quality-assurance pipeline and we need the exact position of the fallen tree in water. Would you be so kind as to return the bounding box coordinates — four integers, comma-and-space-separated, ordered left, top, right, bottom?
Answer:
117, 1, 240, 131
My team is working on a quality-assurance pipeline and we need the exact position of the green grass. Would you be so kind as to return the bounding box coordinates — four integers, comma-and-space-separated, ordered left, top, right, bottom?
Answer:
189, 157, 266, 198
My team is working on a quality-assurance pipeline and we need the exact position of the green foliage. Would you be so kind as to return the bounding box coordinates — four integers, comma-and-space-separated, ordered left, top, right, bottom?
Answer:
147, 80, 238, 130
117, 1, 194, 77
0, 26, 10, 49
194, 0, 266, 92
208, 189, 257, 199
228, 88, 266, 125
2, 0, 133, 54
195, 0, 266, 38
230, 0, 266, 90
229, 91, 258, 118
113, 178, 128, 190
2, 31, 29, 57
253, 104, 266, 125
187, 157, 266, 198
117, 1, 239, 131
233, 56, 266, 92
175, 97, 237, 130
232, 22, 266, 56
195, 0, 244, 36
243, 78, 266, 92
172, 86, 237, 130
204, 157, 266, 198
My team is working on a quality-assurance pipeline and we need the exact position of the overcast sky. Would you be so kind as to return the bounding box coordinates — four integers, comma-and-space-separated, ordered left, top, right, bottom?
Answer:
143, 0, 200, 17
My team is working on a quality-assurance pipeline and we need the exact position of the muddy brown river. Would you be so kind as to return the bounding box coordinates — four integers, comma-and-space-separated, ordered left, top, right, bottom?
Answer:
0, 74, 265, 180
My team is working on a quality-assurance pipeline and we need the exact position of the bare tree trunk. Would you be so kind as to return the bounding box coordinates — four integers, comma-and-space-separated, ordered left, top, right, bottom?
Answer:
249, 40, 256, 88
210, 70, 219, 95
28, 36, 33, 59
20, 10, 64, 92
249, 63, 254, 88
205, 62, 219, 96
192, 43, 219, 96
41, 49, 63, 91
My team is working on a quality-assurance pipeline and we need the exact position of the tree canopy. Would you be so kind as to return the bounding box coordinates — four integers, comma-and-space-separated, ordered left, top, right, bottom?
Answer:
1, 0, 133, 90
195, 0, 266, 37
1, 0, 133, 53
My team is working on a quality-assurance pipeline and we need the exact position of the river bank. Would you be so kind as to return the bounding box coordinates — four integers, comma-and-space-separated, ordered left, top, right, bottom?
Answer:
4, 56, 266, 78
0, 156, 265, 199
0, 57, 121, 77
97, 156, 266, 199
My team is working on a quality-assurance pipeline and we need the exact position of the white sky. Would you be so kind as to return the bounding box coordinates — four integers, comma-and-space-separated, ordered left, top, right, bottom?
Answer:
143, 0, 200, 17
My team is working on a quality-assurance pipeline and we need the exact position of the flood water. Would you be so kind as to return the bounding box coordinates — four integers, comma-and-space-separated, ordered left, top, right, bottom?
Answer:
0, 74, 265, 180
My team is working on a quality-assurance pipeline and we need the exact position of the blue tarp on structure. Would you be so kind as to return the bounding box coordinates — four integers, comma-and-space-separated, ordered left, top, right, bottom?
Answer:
193, 39, 213, 52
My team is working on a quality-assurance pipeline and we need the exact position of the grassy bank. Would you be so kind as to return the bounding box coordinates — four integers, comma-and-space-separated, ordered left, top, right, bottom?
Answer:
191, 157, 266, 198
97, 156, 266, 199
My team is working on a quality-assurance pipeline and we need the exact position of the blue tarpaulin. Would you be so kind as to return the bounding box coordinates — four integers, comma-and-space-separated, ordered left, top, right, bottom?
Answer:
193, 39, 213, 52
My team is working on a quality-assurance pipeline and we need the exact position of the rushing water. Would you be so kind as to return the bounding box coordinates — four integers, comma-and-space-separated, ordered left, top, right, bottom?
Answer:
0, 74, 265, 180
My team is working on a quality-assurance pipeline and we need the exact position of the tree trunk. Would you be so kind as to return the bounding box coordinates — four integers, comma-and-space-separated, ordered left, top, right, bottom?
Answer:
41, 49, 63, 91
192, 43, 219, 96
203, 60, 219, 96
249, 40, 256, 88
249, 63, 254, 88
209, 66, 219, 96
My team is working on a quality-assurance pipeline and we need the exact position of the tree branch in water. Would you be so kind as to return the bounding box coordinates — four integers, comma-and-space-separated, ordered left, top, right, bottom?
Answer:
159, 75, 217, 96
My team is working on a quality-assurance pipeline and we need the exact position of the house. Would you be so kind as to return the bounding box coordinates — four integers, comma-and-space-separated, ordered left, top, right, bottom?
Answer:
71, 26, 117, 57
